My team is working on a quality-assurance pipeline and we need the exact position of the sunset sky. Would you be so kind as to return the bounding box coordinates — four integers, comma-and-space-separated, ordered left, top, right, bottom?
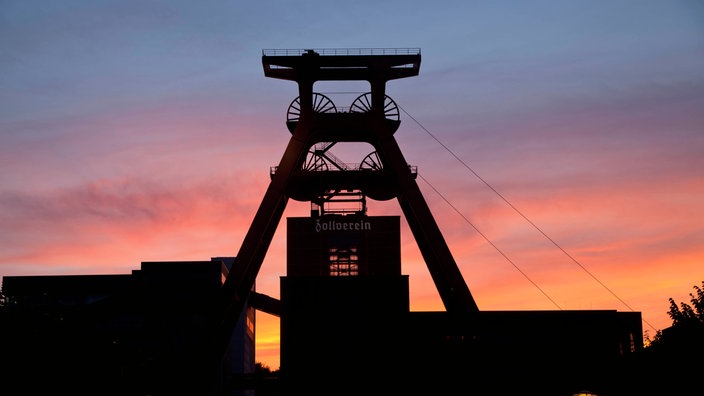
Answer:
1, 1, 703, 370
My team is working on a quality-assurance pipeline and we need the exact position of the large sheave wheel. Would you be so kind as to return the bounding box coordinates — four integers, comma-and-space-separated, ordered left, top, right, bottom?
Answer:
350, 92, 399, 121
287, 93, 337, 123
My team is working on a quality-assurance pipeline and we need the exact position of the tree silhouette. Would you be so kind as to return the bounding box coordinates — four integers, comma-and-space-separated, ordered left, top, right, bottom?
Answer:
647, 280, 704, 348
626, 281, 703, 395
668, 280, 704, 324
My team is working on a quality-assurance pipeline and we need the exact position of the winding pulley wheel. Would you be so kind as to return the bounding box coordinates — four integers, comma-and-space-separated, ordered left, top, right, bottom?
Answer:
302, 149, 330, 171
285, 92, 337, 133
286, 93, 337, 124
360, 151, 383, 171
350, 92, 400, 121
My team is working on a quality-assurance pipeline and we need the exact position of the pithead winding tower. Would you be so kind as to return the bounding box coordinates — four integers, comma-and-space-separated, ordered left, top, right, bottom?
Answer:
217, 48, 479, 357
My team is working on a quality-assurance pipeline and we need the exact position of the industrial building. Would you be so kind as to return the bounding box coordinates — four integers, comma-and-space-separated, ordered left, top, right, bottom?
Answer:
1, 259, 255, 396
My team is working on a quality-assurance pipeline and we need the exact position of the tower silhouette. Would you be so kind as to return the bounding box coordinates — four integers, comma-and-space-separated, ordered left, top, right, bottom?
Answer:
214, 49, 644, 394
217, 49, 480, 354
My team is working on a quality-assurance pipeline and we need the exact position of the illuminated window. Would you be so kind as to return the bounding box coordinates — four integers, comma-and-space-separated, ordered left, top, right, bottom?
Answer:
328, 246, 359, 276
629, 332, 635, 352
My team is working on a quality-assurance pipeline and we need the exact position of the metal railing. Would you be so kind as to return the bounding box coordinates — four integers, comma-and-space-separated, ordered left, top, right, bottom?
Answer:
262, 48, 421, 57
271, 164, 417, 174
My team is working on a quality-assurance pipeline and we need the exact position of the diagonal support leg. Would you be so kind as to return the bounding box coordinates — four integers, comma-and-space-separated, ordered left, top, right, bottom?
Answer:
216, 134, 310, 358
375, 133, 479, 314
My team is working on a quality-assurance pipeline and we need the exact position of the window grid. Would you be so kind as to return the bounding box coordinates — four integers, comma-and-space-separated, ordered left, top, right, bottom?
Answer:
328, 247, 359, 276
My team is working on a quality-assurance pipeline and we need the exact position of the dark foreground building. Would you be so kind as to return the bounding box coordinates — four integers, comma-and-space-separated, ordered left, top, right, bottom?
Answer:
1, 259, 255, 396
280, 214, 643, 395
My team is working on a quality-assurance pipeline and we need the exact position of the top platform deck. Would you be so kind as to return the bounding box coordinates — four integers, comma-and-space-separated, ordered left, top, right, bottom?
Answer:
262, 48, 421, 82
262, 48, 420, 57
